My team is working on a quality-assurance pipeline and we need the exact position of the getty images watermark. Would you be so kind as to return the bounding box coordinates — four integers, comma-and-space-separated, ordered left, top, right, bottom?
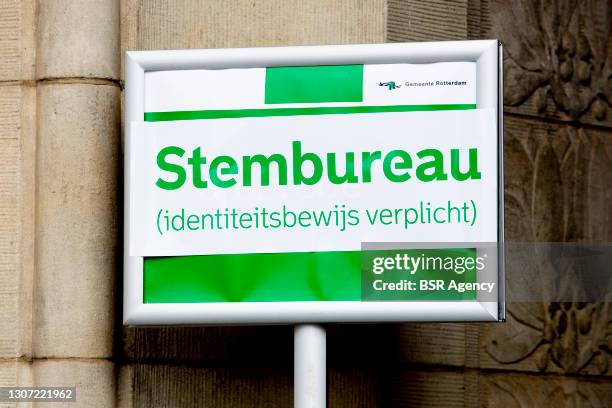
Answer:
360, 242, 499, 302
361, 241, 612, 303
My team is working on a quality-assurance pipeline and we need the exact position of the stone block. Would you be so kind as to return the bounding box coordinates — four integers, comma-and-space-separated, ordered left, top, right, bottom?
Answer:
389, 370, 474, 408
122, 324, 399, 369
0, 84, 36, 359
396, 323, 472, 367
131, 364, 291, 407
0, 360, 33, 388
116, 365, 133, 408
0, 0, 36, 81
481, 372, 612, 407
127, 364, 611, 407
0, 360, 33, 408
37, 0, 119, 79
387, 0, 469, 42
120, 0, 386, 76
387, 369, 612, 407
32, 360, 114, 408
328, 368, 381, 407
34, 83, 120, 358
122, 326, 292, 365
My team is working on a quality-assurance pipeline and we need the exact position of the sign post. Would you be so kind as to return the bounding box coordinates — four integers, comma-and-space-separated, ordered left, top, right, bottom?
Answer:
294, 324, 326, 408
124, 40, 504, 407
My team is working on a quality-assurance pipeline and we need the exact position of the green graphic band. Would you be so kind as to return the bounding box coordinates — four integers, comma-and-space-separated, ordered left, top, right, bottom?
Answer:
144, 251, 360, 303
144, 104, 476, 122
265, 65, 364, 104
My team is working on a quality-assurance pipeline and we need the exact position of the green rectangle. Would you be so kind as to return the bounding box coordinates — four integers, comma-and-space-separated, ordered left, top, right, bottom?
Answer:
143, 104, 476, 122
144, 251, 361, 303
264, 65, 363, 104
143, 249, 479, 303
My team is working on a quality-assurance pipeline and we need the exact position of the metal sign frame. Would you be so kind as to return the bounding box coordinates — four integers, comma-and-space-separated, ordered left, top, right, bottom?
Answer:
123, 40, 504, 326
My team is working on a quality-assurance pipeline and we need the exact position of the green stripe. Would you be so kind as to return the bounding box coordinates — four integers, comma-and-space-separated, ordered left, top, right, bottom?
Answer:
144, 104, 477, 122
144, 251, 361, 303
143, 249, 479, 303
264, 65, 363, 104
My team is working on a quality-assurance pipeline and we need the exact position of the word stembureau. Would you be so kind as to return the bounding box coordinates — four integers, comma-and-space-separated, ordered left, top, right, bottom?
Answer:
155, 141, 482, 190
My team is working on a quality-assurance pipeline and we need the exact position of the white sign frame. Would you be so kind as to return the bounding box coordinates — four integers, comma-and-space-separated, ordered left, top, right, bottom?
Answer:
124, 40, 504, 325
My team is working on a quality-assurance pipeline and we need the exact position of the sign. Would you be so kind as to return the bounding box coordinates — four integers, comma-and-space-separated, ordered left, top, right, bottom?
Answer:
124, 41, 504, 325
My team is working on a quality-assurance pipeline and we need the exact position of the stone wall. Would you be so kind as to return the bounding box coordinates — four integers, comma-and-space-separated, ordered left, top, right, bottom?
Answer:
1, 0, 611, 407
0, 0, 120, 407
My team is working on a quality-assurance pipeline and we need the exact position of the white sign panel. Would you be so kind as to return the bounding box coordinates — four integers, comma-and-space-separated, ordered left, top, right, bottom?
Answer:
124, 41, 504, 325
130, 110, 497, 257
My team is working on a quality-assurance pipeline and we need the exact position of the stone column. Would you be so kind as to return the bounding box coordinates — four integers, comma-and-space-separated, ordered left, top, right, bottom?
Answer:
33, 1, 120, 407
0, 0, 37, 397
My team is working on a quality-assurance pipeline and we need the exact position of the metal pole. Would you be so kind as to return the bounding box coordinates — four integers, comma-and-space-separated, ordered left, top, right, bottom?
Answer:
294, 324, 326, 408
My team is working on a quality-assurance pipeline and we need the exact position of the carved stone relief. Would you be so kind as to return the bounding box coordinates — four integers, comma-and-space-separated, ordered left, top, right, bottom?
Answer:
489, 0, 611, 125
485, 375, 611, 407
484, 117, 612, 375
